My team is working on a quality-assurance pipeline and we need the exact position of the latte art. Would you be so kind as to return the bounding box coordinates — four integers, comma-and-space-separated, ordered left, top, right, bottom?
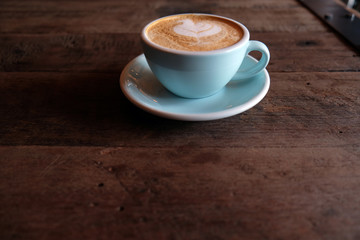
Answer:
173, 19, 222, 39
145, 15, 243, 51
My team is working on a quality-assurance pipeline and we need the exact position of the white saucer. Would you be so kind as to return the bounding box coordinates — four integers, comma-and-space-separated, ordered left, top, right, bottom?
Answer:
120, 54, 270, 121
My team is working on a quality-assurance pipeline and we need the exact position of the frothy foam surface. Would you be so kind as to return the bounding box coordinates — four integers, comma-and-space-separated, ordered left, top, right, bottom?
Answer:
146, 15, 243, 51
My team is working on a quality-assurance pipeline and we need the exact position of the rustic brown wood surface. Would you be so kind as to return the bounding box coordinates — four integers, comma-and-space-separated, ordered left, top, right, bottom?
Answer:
0, 0, 359, 239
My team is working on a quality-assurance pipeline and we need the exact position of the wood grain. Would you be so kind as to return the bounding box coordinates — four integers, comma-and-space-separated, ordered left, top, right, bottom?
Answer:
0, 0, 326, 34
1, 0, 360, 239
0, 72, 359, 148
1, 146, 360, 240
1, 32, 358, 73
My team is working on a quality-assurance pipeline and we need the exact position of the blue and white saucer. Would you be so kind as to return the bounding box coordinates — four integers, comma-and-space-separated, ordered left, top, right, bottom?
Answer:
120, 54, 270, 121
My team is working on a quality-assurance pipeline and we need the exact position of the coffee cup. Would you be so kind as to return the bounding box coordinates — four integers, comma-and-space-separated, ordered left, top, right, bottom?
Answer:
141, 13, 270, 98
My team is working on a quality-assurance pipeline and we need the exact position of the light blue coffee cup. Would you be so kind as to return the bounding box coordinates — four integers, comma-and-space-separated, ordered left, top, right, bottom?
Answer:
141, 13, 270, 99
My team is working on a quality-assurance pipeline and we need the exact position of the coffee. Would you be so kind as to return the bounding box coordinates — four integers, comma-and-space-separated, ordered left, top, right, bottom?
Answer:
145, 14, 243, 51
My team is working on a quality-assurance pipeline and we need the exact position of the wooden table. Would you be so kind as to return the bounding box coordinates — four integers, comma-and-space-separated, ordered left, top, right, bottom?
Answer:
1, 0, 359, 239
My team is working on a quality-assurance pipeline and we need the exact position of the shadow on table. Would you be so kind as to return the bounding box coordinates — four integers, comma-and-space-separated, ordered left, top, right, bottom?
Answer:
0, 73, 224, 146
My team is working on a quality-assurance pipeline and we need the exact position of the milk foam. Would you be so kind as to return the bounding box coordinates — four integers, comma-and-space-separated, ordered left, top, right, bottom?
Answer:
146, 15, 243, 51
173, 19, 222, 39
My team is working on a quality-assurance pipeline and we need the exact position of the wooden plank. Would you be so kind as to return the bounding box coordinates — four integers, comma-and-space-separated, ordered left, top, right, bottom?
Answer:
0, 34, 142, 73
0, 72, 359, 147
0, 32, 359, 73
0, 146, 359, 240
0, 0, 327, 34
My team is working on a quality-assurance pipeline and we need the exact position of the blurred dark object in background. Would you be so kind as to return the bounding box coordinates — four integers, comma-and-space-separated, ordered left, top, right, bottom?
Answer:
299, 0, 360, 52
340, 0, 359, 12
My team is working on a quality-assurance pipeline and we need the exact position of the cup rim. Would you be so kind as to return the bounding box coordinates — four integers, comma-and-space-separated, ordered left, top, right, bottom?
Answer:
141, 13, 250, 56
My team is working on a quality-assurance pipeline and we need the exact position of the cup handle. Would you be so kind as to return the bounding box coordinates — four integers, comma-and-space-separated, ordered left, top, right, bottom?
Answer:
234, 40, 270, 79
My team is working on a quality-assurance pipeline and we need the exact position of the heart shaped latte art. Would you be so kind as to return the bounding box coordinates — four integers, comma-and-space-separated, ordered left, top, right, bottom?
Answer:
173, 19, 222, 38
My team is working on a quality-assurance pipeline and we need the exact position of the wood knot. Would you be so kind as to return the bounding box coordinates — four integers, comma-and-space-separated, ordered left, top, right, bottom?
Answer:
297, 40, 318, 46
